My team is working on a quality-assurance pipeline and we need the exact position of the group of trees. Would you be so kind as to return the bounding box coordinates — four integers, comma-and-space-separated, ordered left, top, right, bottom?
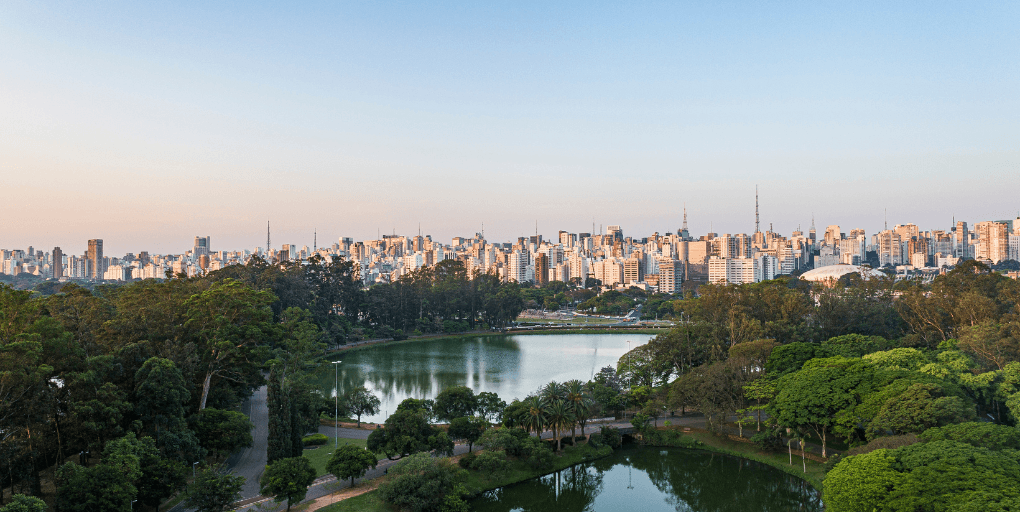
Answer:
216, 256, 527, 341
604, 261, 1020, 511
0, 272, 331, 509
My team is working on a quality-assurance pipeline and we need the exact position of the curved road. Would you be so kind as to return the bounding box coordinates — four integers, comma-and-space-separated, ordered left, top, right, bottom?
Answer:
226, 385, 269, 500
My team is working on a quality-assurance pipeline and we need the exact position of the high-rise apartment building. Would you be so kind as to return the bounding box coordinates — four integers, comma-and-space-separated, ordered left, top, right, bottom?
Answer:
876, 230, 902, 267
52, 247, 63, 279
975, 221, 1009, 263
534, 253, 549, 286
623, 256, 643, 284
87, 239, 104, 280
956, 221, 969, 259
657, 257, 682, 294
193, 236, 211, 258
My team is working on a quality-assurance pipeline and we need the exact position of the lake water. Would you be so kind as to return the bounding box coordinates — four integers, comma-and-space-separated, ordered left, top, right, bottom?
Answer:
471, 445, 823, 512
314, 333, 653, 424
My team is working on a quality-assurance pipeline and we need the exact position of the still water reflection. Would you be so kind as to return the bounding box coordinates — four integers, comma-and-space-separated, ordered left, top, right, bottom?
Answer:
314, 334, 652, 424
471, 446, 823, 512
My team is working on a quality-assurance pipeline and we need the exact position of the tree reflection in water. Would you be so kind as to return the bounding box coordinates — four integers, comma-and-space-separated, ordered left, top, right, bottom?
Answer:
312, 334, 652, 424
472, 446, 822, 512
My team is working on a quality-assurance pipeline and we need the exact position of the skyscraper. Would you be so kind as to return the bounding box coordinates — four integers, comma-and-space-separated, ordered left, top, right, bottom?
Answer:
956, 221, 969, 259
193, 236, 211, 258
52, 247, 63, 279
87, 239, 103, 280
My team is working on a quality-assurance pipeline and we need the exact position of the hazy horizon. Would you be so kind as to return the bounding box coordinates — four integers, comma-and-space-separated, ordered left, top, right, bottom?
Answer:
3, 1, 1018, 255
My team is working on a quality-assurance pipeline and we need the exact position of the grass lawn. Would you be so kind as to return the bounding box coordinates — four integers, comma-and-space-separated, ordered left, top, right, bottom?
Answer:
302, 437, 389, 477
683, 430, 826, 490
314, 489, 394, 512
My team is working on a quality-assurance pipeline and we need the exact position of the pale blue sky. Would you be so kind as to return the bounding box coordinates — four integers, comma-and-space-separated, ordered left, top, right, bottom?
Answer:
2, 1, 1017, 254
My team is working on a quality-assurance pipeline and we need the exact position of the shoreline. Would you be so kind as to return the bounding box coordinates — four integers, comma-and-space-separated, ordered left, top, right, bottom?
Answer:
318, 327, 667, 359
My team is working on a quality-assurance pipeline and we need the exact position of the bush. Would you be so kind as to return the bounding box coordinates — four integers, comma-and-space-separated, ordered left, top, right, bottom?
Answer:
525, 444, 555, 471
750, 429, 784, 452
470, 450, 512, 478
642, 429, 701, 448
378, 454, 462, 512
847, 434, 918, 457
458, 452, 477, 469
823, 453, 842, 474
599, 427, 623, 449
302, 433, 329, 446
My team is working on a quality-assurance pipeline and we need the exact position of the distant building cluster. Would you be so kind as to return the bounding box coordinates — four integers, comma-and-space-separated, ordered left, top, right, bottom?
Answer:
4, 212, 1020, 290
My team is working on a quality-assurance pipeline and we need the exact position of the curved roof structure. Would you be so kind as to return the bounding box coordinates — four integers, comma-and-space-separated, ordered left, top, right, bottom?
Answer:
800, 264, 887, 282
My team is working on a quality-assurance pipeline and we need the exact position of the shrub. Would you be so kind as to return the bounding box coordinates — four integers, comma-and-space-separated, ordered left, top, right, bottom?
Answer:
847, 434, 918, 457
377, 454, 462, 512
750, 429, 784, 452
470, 451, 512, 478
588, 432, 604, 448
823, 453, 842, 474
526, 444, 555, 471
302, 433, 328, 446
458, 452, 477, 469
642, 429, 701, 448
599, 427, 623, 449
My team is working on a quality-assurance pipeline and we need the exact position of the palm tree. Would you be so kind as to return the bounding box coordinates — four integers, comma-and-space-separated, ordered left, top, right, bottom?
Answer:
564, 380, 589, 444
541, 381, 566, 401
523, 396, 546, 435
544, 399, 574, 452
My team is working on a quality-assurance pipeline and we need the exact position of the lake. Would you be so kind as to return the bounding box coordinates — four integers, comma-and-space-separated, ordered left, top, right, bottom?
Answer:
314, 333, 654, 423
471, 445, 823, 512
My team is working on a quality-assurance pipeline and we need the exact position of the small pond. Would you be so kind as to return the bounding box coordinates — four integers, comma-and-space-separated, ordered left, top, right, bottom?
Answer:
471, 445, 823, 512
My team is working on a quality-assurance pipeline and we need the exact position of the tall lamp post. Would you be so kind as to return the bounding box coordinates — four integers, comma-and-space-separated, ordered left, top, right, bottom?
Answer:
332, 360, 343, 451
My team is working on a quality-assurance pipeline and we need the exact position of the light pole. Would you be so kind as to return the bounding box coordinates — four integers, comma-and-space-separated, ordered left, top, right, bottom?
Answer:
131, 500, 137, 512
192, 461, 199, 479
332, 360, 343, 451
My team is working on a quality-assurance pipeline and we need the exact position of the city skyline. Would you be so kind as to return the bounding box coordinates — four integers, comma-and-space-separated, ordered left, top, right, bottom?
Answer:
3, 2, 1018, 254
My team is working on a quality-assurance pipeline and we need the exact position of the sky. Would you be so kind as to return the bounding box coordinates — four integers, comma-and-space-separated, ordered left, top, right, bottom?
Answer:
2, 1, 1018, 255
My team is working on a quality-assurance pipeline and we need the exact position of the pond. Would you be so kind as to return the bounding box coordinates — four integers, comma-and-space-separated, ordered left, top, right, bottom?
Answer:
471, 445, 823, 512
314, 333, 654, 424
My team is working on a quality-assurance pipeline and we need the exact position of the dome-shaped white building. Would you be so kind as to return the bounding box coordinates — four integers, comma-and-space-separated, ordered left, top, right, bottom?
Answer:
800, 264, 887, 283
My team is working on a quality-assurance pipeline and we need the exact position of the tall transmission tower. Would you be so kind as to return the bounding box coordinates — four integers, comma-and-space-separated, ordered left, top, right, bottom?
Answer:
755, 185, 760, 233
266, 221, 271, 255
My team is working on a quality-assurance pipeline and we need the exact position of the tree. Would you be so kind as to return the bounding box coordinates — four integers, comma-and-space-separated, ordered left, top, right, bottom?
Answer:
544, 399, 573, 452
433, 386, 477, 423
377, 453, 461, 512
448, 416, 487, 452
54, 462, 136, 512
866, 383, 973, 439
184, 468, 244, 512
0, 495, 46, 512
476, 391, 506, 424
189, 408, 254, 459
260, 456, 317, 511
326, 444, 377, 487
267, 367, 293, 463
133, 362, 185, 424
769, 357, 878, 457
184, 279, 275, 410
342, 387, 381, 427
367, 400, 452, 460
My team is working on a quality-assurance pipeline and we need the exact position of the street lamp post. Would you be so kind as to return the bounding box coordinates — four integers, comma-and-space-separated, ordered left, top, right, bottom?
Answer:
131, 500, 137, 512
332, 360, 343, 451
193, 461, 199, 479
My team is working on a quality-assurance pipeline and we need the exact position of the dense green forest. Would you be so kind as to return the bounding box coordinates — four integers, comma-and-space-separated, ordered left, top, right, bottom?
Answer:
0, 255, 526, 510
612, 260, 1020, 511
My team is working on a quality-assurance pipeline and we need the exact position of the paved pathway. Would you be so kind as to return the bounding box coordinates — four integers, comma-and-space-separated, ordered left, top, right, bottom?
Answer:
226, 385, 269, 500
